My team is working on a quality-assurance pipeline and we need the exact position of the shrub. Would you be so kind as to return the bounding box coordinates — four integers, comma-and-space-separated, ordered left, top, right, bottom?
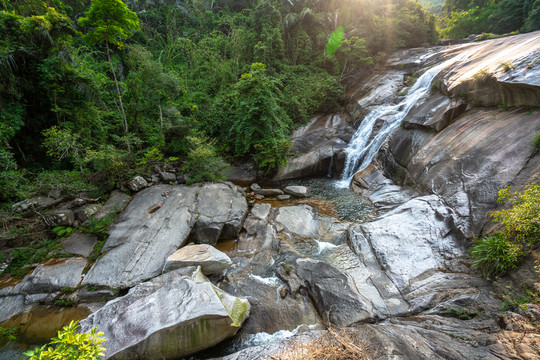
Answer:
470, 183, 540, 278
494, 184, 540, 244
531, 131, 540, 154
183, 135, 229, 184
23, 321, 106, 360
35, 170, 98, 197
470, 234, 522, 278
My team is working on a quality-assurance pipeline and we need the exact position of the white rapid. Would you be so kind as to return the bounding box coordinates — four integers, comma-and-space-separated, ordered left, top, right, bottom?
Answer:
336, 45, 482, 188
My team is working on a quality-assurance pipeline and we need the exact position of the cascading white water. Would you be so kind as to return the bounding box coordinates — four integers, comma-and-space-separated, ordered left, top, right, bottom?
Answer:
335, 45, 483, 188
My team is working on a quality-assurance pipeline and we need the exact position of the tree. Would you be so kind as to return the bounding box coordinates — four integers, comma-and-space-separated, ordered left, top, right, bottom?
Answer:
78, 0, 139, 150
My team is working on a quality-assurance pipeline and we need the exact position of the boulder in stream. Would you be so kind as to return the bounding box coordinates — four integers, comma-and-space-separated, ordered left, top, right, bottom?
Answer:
163, 244, 232, 275
79, 267, 250, 360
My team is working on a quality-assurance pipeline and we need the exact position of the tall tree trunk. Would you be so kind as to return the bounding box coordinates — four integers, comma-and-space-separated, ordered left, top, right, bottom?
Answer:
105, 39, 131, 153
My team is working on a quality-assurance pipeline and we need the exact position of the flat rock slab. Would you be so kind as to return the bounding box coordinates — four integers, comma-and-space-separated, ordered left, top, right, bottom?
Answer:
163, 244, 232, 275
82, 185, 197, 288
254, 188, 284, 197
275, 205, 320, 238
80, 267, 250, 360
283, 186, 309, 198
62, 233, 98, 257
15, 258, 87, 294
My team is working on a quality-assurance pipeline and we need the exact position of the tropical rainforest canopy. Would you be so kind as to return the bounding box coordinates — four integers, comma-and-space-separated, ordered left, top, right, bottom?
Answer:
0, 0, 538, 203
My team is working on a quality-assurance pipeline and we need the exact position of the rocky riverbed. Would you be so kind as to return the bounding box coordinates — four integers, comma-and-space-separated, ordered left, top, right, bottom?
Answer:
1, 31, 540, 359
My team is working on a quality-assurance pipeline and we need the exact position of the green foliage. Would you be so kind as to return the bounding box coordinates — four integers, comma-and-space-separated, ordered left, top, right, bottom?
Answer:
23, 320, 106, 360
440, 0, 539, 39
217, 63, 292, 172
0, 326, 17, 341
494, 184, 540, 244
52, 226, 76, 238
35, 170, 98, 196
1, 239, 63, 278
183, 135, 229, 184
470, 183, 540, 278
84, 211, 119, 238
53, 298, 74, 307
531, 131, 540, 153
78, 0, 140, 47
326, 26, 345, 55
470, 233, 523, 278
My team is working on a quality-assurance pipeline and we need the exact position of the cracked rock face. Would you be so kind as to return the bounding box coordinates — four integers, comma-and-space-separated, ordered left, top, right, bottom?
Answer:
82, 183, 248, 288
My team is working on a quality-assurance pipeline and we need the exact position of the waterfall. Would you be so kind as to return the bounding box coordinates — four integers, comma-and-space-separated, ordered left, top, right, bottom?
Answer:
335, 45, 483, 188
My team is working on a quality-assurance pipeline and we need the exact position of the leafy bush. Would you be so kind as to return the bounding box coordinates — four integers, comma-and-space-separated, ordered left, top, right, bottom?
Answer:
183, 136, 229, 185
494, 184, 540, 244
470, 234, 523, 278
531, 131, 540, 154
0, 326, 17, 341
23, 321, 106, 360
35, 170, 98, 197
470, 183, 540, 278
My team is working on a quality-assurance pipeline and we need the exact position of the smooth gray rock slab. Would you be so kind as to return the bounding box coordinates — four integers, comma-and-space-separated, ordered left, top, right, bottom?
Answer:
80, 267, 250, 360
349, 195, 463, 291
190, 183, 248, 245
283, 186, 309, 198
275, 205, 320, 238
254, 188, 284, 197
127, 176, 148, 192
16, 258, 87, 294
276, 194, 291, 201
82, 185, 197, 288
0, 295, 27, 323
163, 244, 232, 275
62, 233, 98, 257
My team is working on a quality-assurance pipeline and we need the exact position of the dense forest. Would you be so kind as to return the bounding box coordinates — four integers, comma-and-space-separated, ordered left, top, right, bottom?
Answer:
0, 0, 538, 205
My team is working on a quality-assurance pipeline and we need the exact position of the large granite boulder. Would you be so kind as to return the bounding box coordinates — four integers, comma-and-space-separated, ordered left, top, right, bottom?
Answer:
80, 267, 250, 360
82, 183, 248, 288
189, 183, 248, 245
82, 185, 198, 288
163, 244, 232, 275
296, 258, 376, 326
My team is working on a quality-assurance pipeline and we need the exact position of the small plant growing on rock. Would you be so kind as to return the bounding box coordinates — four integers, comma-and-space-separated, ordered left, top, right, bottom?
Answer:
499, 61, 515, 72
472, 68, 490, 79
23, 321, 106, 360
531, 131, 540, 154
